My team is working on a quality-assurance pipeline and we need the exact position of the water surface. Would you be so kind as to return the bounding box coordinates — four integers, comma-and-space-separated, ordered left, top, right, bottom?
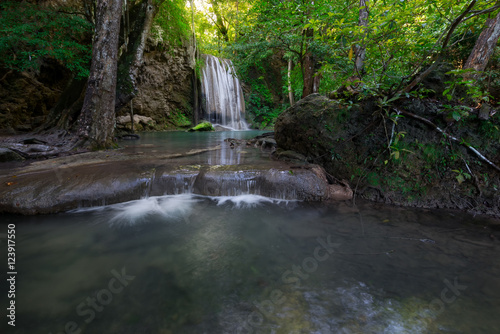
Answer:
1, 196, 499, 333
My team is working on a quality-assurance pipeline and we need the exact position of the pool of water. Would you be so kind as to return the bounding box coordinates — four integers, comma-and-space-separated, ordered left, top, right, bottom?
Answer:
1, 196, 499, 333
120, 130, 270, 166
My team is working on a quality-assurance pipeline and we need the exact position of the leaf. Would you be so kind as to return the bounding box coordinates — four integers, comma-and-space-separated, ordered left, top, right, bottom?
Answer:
348, 47, 353, 61
456, 174, 465, 184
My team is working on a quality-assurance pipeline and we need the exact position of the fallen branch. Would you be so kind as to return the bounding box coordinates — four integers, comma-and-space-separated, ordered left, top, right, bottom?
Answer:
394, 107, 500, 173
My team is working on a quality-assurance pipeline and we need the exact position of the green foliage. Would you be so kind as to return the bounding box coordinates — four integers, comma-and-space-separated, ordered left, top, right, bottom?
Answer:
452, 169, 472, 185
153, 0, 191, 48
443, 69, 492, 103
213, 0, 500, 108
0, 1, 92, 78
171, 110, 192, 128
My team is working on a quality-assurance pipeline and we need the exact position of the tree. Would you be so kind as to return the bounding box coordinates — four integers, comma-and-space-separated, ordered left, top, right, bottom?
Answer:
464, 11, 500, 76
0, 1, 92, 79
355, 0, 369, 76
77, 0, 122, 149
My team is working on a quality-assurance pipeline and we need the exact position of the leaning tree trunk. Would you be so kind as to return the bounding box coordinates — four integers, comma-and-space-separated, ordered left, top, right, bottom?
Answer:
77, 0, 122, 149
464, 11, 500, 76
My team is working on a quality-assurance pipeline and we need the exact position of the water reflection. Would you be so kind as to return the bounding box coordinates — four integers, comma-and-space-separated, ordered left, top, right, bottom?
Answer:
1, 199, 499, 333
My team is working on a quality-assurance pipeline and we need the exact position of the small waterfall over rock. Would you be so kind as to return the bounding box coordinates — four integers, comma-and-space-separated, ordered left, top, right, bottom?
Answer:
201, 54, 248, 130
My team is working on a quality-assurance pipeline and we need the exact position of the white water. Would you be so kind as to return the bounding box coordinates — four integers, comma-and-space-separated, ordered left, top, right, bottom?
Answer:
201, 54, 249, 130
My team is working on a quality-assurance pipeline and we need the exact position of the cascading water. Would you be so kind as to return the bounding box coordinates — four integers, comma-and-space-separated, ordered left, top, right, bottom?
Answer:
201, 54, 249, 130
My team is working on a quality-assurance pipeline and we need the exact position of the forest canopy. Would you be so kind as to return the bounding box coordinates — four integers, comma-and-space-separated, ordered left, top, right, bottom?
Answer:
1, 0, 499, 133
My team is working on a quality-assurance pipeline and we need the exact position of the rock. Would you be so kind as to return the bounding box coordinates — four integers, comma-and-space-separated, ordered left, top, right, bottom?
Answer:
119, 41, 195, 129
479, 103, 491, 120
273, 149, 307, 162
188, 122, 214, 132
274, 93, 500, 217
0, 158, 352, 214
260, 138, 277, 149
26, 144, 52, 153
116, 115, 156, 127
0, 147, 25, 162
275, 94, 351, 160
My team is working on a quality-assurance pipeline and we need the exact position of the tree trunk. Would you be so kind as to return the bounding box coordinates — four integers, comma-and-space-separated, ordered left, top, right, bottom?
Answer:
77, 0, 122, 149
355, 0, 369, 75
464, 11, 500, 76
301, 28, 315, 99
288, 58, 295, 106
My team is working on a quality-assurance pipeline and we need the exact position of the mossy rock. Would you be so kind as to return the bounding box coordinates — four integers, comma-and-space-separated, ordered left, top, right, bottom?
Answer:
188, 122, 214, 132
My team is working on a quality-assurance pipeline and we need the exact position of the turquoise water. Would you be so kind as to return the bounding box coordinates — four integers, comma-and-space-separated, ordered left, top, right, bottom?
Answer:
121, 130, 269, 166
1, 196, 499, 333
1, 131, 499, 333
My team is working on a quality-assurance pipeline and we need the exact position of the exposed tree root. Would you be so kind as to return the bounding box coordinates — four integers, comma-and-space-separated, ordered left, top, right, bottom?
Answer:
393, 107, 500, 173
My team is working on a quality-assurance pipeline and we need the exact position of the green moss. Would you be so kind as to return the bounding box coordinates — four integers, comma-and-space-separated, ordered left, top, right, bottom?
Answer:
172, 111, 192, 128
188, 122, 214, 132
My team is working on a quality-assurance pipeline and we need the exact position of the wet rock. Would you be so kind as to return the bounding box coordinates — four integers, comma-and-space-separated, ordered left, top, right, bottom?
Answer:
0, 147, 25, 162
259, 138, 277, 149
188, 122, 214, 132
0, 157, 352, 214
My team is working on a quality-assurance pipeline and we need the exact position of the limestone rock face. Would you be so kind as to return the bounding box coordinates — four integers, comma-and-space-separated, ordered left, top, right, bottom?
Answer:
127, 42, 195, 128
116, 115, 155, 126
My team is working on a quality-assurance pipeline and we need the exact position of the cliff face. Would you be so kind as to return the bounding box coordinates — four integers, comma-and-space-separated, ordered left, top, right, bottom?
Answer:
0, 59, 72, 134
123, 40, 195, 130
0, 39, 195, 134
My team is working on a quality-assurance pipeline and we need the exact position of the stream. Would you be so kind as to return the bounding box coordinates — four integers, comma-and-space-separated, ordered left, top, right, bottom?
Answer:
0, 131, 499, 333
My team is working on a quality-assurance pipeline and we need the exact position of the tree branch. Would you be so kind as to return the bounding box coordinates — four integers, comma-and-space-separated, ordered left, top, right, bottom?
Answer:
465, 4, 500, 21
403, 1, 477, 93
394, 107, 500, 173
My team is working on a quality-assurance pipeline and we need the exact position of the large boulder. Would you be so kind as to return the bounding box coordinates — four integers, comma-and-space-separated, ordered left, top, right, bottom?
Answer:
274, 94, 500, 217
275, 93, 368, 180
276, 94, 346, 158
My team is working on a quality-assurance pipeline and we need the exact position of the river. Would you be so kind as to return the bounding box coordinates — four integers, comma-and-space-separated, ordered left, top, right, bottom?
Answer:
0, 131, 499, 333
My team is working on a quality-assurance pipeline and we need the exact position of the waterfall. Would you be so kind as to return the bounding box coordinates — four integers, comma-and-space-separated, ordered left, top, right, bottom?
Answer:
201, 54, 248, 130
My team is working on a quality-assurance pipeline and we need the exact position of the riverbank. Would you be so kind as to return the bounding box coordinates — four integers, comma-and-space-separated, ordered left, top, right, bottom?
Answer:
275, 94, 500, 219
